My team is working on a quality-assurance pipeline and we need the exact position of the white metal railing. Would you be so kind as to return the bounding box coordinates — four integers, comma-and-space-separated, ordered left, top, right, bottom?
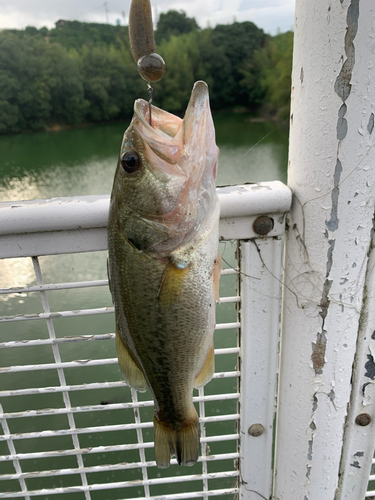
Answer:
0, 182, 290, 500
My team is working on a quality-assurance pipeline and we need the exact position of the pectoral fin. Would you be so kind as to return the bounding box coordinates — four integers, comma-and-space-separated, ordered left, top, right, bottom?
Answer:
115, 328, 148, 392
194, 344, 215, 388
213, 253, 222, 303
158, 261, 190, 309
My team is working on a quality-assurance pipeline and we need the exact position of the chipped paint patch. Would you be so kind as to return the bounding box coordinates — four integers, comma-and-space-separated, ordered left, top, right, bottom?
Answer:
364, 354, 375, 379
326, 160, 343, 232
334, 0, 359, 102
368, 113, 374, 135
307, 440, 313, 461
337, 104, 348, 140
312, 332, 327, 374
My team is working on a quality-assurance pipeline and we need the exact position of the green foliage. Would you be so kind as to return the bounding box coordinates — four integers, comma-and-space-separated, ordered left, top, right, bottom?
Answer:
209, 22, 266, 108
49, 21, 125, 50
156, 10, 199, 43
156, 33, 198, 112
46, 44, 88, 125
0, 17, 293, 134
242, 31, 293, 120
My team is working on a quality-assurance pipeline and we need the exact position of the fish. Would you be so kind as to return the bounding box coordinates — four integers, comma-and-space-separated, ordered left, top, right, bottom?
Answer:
107, 80, 220, 468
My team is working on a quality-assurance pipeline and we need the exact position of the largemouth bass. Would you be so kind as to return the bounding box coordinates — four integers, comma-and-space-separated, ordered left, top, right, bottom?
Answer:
107, 81, 220, 468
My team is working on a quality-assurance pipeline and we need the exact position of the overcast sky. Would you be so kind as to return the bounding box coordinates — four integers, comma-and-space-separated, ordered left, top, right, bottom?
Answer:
0, 0, 295, 35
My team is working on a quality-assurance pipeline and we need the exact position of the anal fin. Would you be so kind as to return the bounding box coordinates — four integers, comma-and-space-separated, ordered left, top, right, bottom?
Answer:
154, 409, 199, 468
194, 344, 215, 388
115, 328, 147, 392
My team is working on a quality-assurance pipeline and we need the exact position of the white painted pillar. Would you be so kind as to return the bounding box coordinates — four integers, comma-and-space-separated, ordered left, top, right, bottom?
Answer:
274, 1, 375, 499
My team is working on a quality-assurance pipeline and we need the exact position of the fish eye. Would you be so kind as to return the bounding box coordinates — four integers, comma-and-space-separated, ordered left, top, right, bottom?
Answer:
121, 151, 140, 173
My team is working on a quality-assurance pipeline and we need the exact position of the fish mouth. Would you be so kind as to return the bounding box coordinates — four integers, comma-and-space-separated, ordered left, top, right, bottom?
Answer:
132, 81, 213, 166
134, 81, 210, 139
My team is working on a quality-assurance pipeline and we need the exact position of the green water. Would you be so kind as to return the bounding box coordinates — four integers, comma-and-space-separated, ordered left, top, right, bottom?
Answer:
0, 114, 288, 498
0, 113, 288, 203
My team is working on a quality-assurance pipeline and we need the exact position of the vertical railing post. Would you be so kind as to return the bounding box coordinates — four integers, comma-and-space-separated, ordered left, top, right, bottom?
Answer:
274, 1, 375, 499
239, 237, 283, 499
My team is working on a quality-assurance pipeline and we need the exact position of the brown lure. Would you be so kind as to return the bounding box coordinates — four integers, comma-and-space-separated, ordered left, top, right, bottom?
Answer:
128, 0, 166, 83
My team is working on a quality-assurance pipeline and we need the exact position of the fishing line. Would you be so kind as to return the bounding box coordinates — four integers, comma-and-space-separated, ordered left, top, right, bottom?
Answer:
147, 84, 153, 126
233, 128, 277, 168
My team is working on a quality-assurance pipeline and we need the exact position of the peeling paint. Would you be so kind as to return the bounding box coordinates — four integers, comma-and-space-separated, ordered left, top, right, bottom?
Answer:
327, 389, 336, 403
312, 393, 318, 413
334, 0, 359, 102
368, 113, 374, 135
307, 440, 313, 461
320, 279, 333, 322
312, 331, 327, 374
325, 160, 343, 232
326, 240, 336, 275
326, 0, 359, 238
362, 381, 371, 396
350, 460, 361, 469
364, 354, 375, 379
354, 451, 364, 457
337, 104, 348, 140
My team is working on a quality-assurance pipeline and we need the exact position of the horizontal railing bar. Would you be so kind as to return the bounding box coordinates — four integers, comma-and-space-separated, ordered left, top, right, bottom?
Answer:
0, 336, 239, 350
0, 369, 226, 397
115, 489, 239, 500
0, 452, 240, 481
0, 433, 239, 461
0, 380, 127, 397
0, 269, 238, 295
215, 322, 239, 330
0, 306, 114, 323
218, 296, 240, 303
0, 183, 291, 236
0, 357, 119, 373
0, 347, 240, 373
0, 478, 239, 498
0, 333, 115, 348
0, 414, 239, 441
365, 492, 375, 498
1, 393, 239, 419
0, 302, 240, 325
0, 321, 240, 350
0, 280, 109, 295
0, 364, 239, 397
0, 470, 239, 497
220, 268, 239, 275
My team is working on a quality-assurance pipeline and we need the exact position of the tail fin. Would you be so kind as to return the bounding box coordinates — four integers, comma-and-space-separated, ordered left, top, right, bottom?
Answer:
153, 410, 199, 468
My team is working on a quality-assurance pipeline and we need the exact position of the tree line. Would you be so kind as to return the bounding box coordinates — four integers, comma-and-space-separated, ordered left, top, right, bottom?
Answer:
0, 11, 293, 134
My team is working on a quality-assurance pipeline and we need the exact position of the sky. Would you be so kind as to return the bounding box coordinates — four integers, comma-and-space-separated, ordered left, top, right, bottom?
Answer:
0, 0, 295, 35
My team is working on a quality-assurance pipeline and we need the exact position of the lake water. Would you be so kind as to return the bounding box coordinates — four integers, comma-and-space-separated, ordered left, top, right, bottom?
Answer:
0, 113, 288, 498
0, 113, 288, 203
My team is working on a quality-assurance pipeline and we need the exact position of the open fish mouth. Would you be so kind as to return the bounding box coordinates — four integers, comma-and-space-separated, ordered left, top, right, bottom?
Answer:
132, 81, 216, 172
134, 80, 211, 138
